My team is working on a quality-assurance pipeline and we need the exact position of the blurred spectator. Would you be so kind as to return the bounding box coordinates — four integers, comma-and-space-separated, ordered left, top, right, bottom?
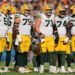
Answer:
1, 0, 10, 6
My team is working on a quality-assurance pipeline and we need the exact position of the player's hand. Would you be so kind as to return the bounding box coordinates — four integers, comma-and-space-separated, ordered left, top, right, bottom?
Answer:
17, 35, 22, 43
40, 34, 44, 38
63, 37, 69, 45
40, 38, 45, 43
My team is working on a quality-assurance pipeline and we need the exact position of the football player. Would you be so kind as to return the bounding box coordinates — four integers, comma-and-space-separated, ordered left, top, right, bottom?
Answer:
31, 11, 40, 72
54, 6, 70, 73
3, 6, 17, 72
69, 5, 75, 72
56, 6, 73, 73
35, 4, 59, 73
0, 4, 11, 73
14, 4, 32, 73
32, 29, 40, 72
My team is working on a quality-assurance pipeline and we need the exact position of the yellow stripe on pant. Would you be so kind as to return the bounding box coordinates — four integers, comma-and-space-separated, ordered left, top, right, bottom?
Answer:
55, 37, 67, 52
19, 35, 31, 53
6, 33, 12, 51
66, 43, 71, 54
71, 35, 75, 52
0, 38, 6, 53
41, 36, 55, 53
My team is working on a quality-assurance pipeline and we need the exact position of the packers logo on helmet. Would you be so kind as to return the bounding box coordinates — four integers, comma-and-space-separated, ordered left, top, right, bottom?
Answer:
20, 4, 30, 14
1, 4, 11, 14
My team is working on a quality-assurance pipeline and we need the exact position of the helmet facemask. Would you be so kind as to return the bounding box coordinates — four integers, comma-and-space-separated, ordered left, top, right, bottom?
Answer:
59, 10, 66, 18
24, 9, 30, 16
46, 9, 52, 16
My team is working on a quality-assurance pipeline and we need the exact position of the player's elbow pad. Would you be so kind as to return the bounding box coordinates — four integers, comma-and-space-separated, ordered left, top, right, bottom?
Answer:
52, 24, 57, 32
31, 26, 34, 37
66, 27, 71, 35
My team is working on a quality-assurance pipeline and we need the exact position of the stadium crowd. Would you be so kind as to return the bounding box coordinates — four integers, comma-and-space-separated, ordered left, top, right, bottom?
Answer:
0, 0, 75, 74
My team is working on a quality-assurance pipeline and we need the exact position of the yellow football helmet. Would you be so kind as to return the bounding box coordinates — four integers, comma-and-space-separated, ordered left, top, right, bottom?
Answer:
24, 4, 30, 10
72, 9, 75, 15
70, 5, 75, 15
43, 4, 52, 15
20, 4, 30, 14
0, 8, 2, 13
1, 4, 11, 14
20, 5, 25, 14
11, 6, 17, 15
56, 8, 59, 15
56, 6, 66, 17
44, 4, 51, 10
70, 5, 75, 10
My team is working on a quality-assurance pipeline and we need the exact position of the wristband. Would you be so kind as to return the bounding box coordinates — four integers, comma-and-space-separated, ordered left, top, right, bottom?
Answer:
39, 33, 42, 35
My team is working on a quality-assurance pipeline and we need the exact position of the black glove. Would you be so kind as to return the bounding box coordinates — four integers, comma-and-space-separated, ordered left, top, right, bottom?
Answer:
54, 32, 59, 44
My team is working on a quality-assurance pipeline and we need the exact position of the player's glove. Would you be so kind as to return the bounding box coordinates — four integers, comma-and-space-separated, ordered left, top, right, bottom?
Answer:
40, 38, 45, 43
17, 34, 22, 43
54, 32, 59, 44
63, 37, 69, 45
15, 39, 19, 46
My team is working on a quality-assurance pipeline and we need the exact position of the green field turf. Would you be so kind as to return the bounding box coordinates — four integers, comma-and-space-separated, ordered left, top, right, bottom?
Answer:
0, 72, 75, 75
0, 62, 75, 75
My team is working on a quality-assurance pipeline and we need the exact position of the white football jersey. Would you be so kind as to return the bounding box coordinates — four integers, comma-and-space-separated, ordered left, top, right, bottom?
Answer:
0, 13, 9, 37
8, 14, 15, 33
39, 13, 55, 37
70, 16, 75, 35
19, 14, 32, 35
55, 16, 69, 37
